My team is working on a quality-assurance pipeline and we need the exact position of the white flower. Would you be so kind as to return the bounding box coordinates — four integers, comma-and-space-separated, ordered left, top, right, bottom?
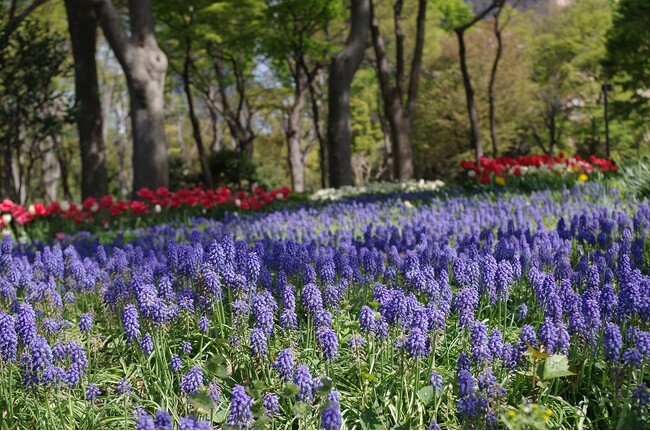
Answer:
467, 170, 476, 178
154, 204, 162, 213
1, 214, 11, 225
28, 205, 36, 215
235, 199, 242, 207
276, 193, 284, 200
60, 201, 70, 212
90, 204, 99, 213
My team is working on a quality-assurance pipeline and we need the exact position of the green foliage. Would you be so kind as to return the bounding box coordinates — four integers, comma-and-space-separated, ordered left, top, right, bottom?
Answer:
0, 15, 71, 201
617, 156, 650, 199
208, 149, 259, 189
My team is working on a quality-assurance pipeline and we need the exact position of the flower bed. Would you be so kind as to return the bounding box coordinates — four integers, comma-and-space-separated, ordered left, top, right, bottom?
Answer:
310, 179, 445, 201
0, 183, 649, 429
459, 154, 617, 188
0, 185, 291, 236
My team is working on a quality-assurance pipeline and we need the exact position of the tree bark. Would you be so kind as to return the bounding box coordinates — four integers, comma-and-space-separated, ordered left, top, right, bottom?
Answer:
455, 0, 503, 163
369, 0, 425, 181
93, 0, 169, 194
327, 0, 370, 188
456, 28, 482, 162
65, 0, 108, 199
182, 36, 213, 188
287, 74, 308, 193
488, 8, 504, 158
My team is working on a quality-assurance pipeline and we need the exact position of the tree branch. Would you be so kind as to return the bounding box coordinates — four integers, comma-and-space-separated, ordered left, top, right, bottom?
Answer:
93, 0, 133, 70
369, 0, 392, 109
406, 0, 426, 115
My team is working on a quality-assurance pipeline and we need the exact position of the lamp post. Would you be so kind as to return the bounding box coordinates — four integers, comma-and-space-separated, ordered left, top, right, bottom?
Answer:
602, 83, 614, 158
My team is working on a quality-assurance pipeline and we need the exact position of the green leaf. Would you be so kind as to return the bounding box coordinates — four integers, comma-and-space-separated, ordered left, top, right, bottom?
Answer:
316, 377, 333, 395
281, 383, 299, 397
362, 373, 377, 382
214, 364, 231, 379
214, 409, 228, 423
416, 386, 434, 406
188, 390, 214, 411
360, 408, 384, 430
542, 354, 576, 380
293, 402, 309, 417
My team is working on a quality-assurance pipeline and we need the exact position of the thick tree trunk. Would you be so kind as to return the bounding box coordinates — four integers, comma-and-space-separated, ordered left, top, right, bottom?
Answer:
182, 37, 214, 188
65, 0, 108, 199
369, 0, 424, 181
287, 82, 308, 193
94, 0, 169, 194
456, 28, 483, 162
328, 0, 370, 188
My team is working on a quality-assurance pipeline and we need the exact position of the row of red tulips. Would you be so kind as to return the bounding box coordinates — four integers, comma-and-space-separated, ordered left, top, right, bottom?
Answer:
0, 186, 291, 229
459, 153, 617, 184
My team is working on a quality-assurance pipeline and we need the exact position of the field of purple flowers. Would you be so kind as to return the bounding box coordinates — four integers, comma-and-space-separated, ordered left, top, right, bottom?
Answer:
1, 183, 650, 429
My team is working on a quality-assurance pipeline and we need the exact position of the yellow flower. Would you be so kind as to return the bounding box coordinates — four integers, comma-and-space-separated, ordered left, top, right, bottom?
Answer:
495, 176, 506, 186
546, 410, 553, 416
578, 173, 588, 182
508, 410, 516, 418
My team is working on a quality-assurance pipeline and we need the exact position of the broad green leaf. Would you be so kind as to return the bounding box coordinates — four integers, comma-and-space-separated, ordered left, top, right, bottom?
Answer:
543, 354, 576, 380
416, 385, 434, 406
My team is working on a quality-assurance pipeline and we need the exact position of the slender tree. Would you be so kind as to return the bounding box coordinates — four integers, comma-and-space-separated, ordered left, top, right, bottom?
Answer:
327, 0, 370, 188
93, 0, 169, 193
64, 0, 108, 199
369, 0, 427, 181
454, 0, 504, 163
487, 2, 509, 158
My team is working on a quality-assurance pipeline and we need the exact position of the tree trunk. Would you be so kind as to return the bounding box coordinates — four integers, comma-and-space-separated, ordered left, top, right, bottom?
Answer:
182, 37, 213, 188
456, 28, 483, 162
65, 0, 108, 199
488, 10, 503, 158
369, 0, 424, 181
327, 0, 370, 188
93, 0, 169, 194
287, 81, 308, 193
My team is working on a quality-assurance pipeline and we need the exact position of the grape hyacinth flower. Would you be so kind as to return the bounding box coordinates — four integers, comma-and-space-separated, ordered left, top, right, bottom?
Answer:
155, 410, 173, 430
405, 327, 430, 358
273, 348, 294, 382
359, 306, 376, 334
16, 303, 36, 346
170, 355, 182, 373
293, 364, 314, 402
180, 366, 204, 395
79, 313, 93, 335
250, 328, 268, 358
0, 311, 17, 362
347, 334, 366, 349
317, 327, 339, 361
209, 380, 221, 403
140, 333, 154, 356
121, 304, 140, 343
604, 322, 623, 362
263, 392, 279, 417
198, 316, 210, 334
86, 384, 101, 401
181, 341, 192, 354
179, 415, 213, 430
430, 370, 443, 392
136, 411, 156, 430
227, 385, 254, 429
321, 398, 342, 430
428, 419, 441, 430
116, 377, 132, 395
